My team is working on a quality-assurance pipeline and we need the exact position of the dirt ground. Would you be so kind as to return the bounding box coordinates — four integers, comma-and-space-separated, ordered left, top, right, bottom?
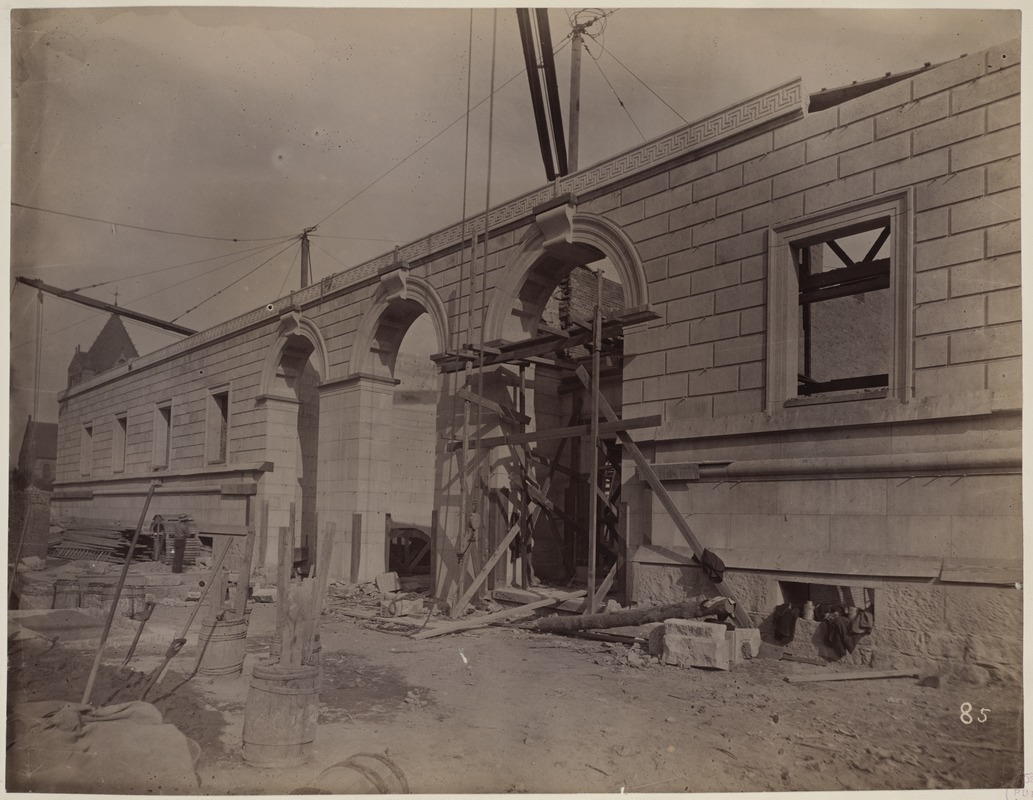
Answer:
6, 602, 1024, 795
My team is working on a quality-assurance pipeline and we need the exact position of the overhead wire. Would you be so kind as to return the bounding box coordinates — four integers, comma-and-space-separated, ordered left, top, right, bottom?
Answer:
308, 239, 352, 272
171, 238, 299, 322
69, 237, 299, 291
311, 31, 573, 232
587, 43, 646, 141
276, 239, 303, 300
11, 201, 294, 243
586, 35, 689, 125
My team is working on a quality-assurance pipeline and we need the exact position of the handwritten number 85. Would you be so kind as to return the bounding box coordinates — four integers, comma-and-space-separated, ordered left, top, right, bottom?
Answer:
960, 703, 990, 724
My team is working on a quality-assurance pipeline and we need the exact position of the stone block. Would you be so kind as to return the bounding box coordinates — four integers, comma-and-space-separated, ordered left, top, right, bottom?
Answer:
950, 254, 1021, 297
912, 109, 985, 158
915, 231, 984, 271
717, 130, 773, 170
986, 221, 1020, 258
715, 229, 766, 263
987, 357, 1021, 395
694, 164, 743, 201
987, 96, 1019, 132
664, 618, 726, 639
743, 142, 806, 183
839, 133, 909, 177
988, 288, 1021, 325
949, 323, 1022, 364
693, 214, 742, 247
689, 365, 738, 396
663, 633, 730, 670
911, 52, 984, 99
952, 66, 1020, 114
950, 189, 1020, 234
806, 118, 873, 161
915, 168, 984, 212
804, 171, 873, 215
774, 105, 837, 148
667, 294, 715, 325
772, 156, 837, 198
726, 627, 762, 661
914, 334, 948, 368
842, 75, 919, 124
914, 295, 985, 336
915, 270, 948, 305
953, 127, 1020, 173
689, 312, 740, 345
691, 262, 741, 295
717, 180, 772, 216
987, 158, 1020, 193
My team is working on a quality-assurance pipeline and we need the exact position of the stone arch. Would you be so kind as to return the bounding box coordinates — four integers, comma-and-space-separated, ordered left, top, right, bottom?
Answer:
484, 210, 649, 343
259, 310, 330, 396
351, 272, 451, 379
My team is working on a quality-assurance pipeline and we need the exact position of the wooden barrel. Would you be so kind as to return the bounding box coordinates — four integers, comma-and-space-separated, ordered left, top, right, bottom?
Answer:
53, 579, 80, 609
242, 664, 321, 768
17, 577, 54, 610
303, 753, 410, 794
196, 617, 249, 676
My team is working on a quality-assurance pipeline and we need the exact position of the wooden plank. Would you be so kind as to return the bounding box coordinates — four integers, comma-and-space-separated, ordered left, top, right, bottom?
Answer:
349, 513, 362, 584
573, 365, 752, 629
456, 387, 532, 425
449, 415, 661, 451
230, 525, 257, 620
451, 520, 522, 616
785, 669, 921, 684
585, 560, 617, 614
197, 524, 252, 537
413, 590, 587, 639
276, 523, 293, 661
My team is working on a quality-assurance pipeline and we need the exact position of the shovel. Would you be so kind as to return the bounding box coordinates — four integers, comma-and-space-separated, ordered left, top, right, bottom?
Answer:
139, 542, 230, 699
121, 600, 157, 668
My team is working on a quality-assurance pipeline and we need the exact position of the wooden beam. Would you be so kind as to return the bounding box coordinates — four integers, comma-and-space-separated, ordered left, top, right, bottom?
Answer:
585, 560, 617, 614
413, 590, 587, 639
573, 365, 752, 628
785, 669, 922, 684
456, 387, 531, 425
448, 414, 661, 451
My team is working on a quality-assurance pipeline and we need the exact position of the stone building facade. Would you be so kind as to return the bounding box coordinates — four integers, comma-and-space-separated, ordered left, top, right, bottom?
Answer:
53, 40, 1021, 681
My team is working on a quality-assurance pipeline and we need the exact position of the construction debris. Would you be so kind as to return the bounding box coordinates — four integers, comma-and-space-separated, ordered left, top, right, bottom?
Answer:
534, 596, 735, 633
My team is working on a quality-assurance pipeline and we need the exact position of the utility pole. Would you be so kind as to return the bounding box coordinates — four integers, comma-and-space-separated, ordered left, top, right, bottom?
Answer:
568, 25, 583, 172
300, 226, 317, 289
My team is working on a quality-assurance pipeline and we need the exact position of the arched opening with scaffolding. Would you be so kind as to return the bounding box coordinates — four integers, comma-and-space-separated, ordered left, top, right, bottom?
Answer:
336, 270, 451, 585
436, 204, 655, 612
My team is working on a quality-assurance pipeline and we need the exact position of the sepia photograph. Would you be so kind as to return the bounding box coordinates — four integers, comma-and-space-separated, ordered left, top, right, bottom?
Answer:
6, 3, 1024, 794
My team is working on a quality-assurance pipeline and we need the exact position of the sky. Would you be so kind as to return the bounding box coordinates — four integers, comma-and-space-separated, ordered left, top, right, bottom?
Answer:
5, 3, 1023, 464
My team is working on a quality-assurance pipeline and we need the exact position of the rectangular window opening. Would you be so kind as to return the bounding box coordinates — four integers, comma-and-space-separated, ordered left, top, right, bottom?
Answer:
795, 218, 892, 399
776, 582, 875, 620
80, 424, 93, 477
154, 403, 172, 470
207, 389, 230, 464
112, 414, 127, 474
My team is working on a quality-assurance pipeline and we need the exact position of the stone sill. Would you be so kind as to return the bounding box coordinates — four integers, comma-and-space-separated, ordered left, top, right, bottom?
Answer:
651, 389, 1020, 445
633, 544, 1021, 585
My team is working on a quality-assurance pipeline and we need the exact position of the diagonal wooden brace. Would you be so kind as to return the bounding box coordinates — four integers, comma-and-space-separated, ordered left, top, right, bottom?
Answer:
574, 366, 753, 628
